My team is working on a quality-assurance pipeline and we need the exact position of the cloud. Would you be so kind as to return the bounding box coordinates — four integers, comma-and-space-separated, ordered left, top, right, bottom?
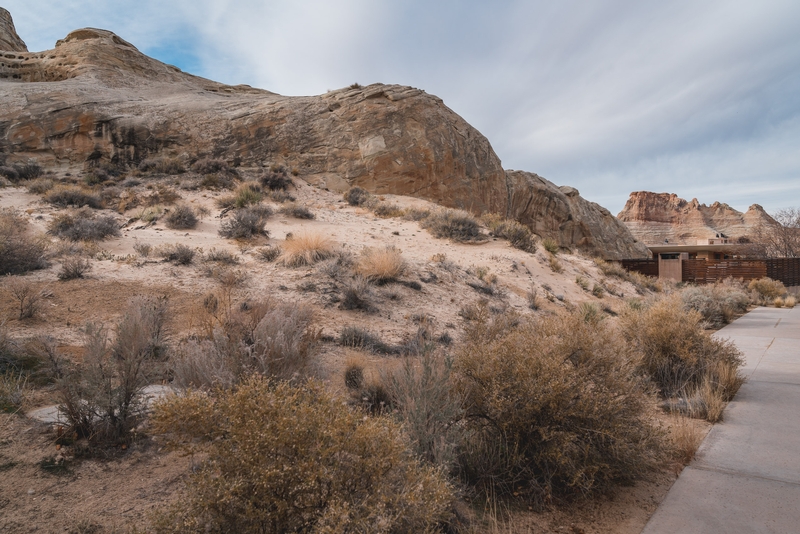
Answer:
3, 0, 799, 215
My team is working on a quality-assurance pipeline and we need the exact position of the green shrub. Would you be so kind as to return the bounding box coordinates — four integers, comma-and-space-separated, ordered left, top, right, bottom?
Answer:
0, 209, 48, 275
344, 186, 370, 206
150, 377, 454, 533
164, 204, 198, 229
453, 312, 667, 505
421, 209, 484, 242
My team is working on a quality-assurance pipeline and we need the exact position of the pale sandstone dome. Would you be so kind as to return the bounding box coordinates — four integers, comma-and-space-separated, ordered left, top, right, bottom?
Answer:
0, 8, 648, 259
618, 191, 776, 245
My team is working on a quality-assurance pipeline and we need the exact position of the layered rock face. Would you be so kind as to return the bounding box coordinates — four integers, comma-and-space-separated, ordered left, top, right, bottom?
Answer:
618, 191, 775, 244
0, 8, 26, 52
0, 10, 647, 258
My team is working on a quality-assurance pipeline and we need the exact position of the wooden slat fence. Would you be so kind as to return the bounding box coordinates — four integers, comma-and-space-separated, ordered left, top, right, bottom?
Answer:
682, 260, 767, 285
766, 258, 800, 287
620, 259, 658, 277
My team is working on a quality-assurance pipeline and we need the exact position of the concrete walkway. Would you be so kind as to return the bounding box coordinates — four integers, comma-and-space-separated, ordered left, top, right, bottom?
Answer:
643, 306, 800, 534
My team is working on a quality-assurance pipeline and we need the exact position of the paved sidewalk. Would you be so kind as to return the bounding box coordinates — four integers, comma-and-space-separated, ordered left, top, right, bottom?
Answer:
642, 306, 800, 534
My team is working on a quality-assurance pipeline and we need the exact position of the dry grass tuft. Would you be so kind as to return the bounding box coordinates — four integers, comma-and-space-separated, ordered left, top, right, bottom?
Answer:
669, 413, 705, 464
421, 209, 484, 242
785, 295, 797, 308
279, 232, 335, 267
355, 246, 407, 284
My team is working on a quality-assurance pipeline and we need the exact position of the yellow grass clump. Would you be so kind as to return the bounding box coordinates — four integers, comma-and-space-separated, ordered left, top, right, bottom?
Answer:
785, 295, 797, 308
355, 246, 407, 284
279, 231, 335, 267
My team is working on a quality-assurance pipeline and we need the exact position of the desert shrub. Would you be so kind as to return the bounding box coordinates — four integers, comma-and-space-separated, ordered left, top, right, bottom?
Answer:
0, 160, 43, 182
786, 295, 797, 308
171, 298, 318, 388
0, 209, 48, 275
484, 215, 537, 253
255, 245, 281, 262
279, 203, 315, 219
138, 205, 163, 223
344, 186, 370, 206
269, 189, 295, 203
218, 206, 272, 239
164, 204, 198, 229
57, 297, 167, 444
403, 207, 431, 221
198, 172, 237, 190
133, 241, 153, 258
548, 255, 563, 273
372, 202, 404, 218
138, 157, 186, 175
191, 158, 231, 175
44, 186, 103, 209
0, 370, 26, 413
3, 278, 45, 319
454, 312, 667, 504
230, 182, 264, 208
527, 287, 540, 310
340, 275, 373, 311
150, 377, 454, 533
355, 246, 406, 284
748, 277, 786, 302
592, 283, 605, 298
204, 248, 238, 264
421, 209, 484, 242
58, 256, 91, 280
542, 237, 559, 254
681, 282, 750, 328
576, 275, 589, 290
595, 258, 629, 279
340, 325, 396, 354
773, 297, 784, 308
279, 232, 335, 267
26, 178, 54, 194
48, 210, 120, 242
145, 184, 181, 206
259, 170, 292, 191
159, 243, 195, 265
386, 352, 464, 471
621, 294, 745, 400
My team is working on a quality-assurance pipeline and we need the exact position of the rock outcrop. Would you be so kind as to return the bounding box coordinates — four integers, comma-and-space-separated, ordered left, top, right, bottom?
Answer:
618, 191, 776, 245
0, 8, 26, 52
0, 9, 648, 259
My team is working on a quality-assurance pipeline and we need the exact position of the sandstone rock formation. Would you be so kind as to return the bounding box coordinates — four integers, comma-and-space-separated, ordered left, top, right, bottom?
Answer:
618, 191, 776, 245
0, 8, 25, 52
0, 9, 648, 258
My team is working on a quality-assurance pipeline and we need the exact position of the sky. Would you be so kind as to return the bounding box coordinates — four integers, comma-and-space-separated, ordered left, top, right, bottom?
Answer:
4, 0, 800, 216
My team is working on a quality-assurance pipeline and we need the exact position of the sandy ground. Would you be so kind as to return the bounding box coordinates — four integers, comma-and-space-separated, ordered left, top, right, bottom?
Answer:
0, 175, 695, 533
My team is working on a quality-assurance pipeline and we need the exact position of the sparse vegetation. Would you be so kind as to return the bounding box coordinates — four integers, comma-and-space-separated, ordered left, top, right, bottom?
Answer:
44, 186, 103, 209
4, 278, 45, 319
344, 186, 370, 206
48, 210, 120, 241
372, 202, 404, 218
340, 325, 395, 354
57, 296, 168, 445
340, 276, 374, 311
191, 158, 231, 175
422, 208, 484, 242
218, 205, 272, 239
150, 377, 454, 533
681, 281, 750, 328
355, 246, 407, 284
548, 255, 563, 273
138, 157, 186, 175
158, 243, 195, 265
58, 256, 92, 280
0, 209, 48, 275
483, 215, 537, 253
164, 204, 198, 229
0, 160, 43, 182
259, 169, 292, 191
255, 245, 281, 262
203, 248, 238, 264
278, 203, 314, 219
279, 232, 335, 267
542, 237, 559, 254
